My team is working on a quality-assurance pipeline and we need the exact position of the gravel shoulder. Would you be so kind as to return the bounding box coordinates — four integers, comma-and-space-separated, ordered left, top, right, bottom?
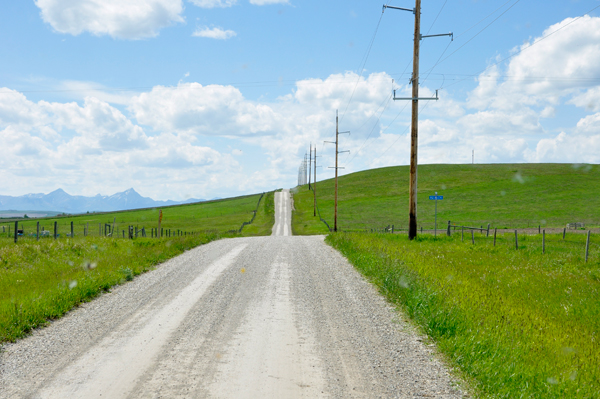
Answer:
0, 191, 468, 398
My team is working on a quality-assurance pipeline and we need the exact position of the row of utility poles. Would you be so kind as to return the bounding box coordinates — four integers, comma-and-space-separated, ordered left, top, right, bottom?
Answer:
300, 1, 451, 239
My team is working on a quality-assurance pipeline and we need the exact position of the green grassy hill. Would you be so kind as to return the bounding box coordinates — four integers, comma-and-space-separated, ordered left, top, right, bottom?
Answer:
1, 193, 268, 238
292, 163, 600, 235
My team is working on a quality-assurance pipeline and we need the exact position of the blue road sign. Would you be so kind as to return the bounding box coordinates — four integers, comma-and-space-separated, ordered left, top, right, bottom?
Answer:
429, 195, 443, 200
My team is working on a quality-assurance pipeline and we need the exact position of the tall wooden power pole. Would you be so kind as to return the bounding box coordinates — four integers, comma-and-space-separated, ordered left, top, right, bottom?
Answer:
325, 110, 349, 232
384, 1, 452, 240
313, 147, 317, 216
408, 0, 421, 240
308, 143, 312, 190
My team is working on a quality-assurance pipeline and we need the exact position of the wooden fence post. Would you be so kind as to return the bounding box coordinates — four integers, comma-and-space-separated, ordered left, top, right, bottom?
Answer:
447, 221, 451, 237
487, 223, 490, 237
543, 230, 545, 254
461, 226, 464, 242
538, 225, 541, 234
586, 230, 591, 263
493, 228, 497, 246
563, 227, 566, 240
14, 221, 18, 243
54, 221, 58, 240
70, 221, 74, 238
471, 230, 475, 244
515, 230, 518, 250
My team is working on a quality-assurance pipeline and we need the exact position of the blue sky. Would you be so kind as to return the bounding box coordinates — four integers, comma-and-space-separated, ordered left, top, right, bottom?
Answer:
1, 0, 600, 201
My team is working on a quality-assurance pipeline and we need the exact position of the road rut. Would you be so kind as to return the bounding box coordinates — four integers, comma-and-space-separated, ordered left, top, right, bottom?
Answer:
0, 190, 466, 398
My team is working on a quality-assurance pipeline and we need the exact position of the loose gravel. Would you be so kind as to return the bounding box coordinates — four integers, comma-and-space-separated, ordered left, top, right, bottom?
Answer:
0, 191, 469, 398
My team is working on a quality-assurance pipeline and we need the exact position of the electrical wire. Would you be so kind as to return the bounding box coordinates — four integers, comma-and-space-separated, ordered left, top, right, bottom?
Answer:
425, 0, 521, 73
338, 8, 386, 125
444, 3, 600, 90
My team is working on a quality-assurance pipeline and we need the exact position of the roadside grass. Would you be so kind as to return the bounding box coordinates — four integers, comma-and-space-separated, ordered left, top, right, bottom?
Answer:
0, 233, 230, 343
1, 193, 263, 239
291, 187, 330, 235
326, 231, 600, 398
0, 193, 273, 344
242, 191, 275, 236
292, 163, 600, 234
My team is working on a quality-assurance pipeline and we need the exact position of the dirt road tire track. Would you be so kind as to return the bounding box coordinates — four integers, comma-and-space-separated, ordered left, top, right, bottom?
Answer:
0, 190, 467, 398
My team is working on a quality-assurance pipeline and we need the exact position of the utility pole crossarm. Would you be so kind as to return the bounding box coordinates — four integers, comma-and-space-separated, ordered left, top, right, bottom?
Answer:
393, 89, 439, 101
383, 5, 414, 13
421, 32, 453, 41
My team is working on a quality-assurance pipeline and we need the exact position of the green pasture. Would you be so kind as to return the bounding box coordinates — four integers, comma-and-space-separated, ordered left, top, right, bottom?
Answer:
0, 193, 263, 239
0, 192, 273, 343
242, 191, 275, 236
292, 163, 600, 235
327, 231, 600, 398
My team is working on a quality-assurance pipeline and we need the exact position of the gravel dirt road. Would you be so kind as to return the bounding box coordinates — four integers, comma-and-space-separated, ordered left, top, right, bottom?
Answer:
0, 189, 467, 398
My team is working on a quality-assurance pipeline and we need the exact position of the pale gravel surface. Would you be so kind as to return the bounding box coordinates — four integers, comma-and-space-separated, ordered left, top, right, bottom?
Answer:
0, 190, 468, 398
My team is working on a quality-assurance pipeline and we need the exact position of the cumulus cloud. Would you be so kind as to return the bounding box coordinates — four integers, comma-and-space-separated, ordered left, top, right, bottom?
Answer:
189, 0, 236, 7
192, 26, 237, 39
0, 89, 246, 199
130, 83, 278, 136
34, 0, 184, 39
249, 0, 289, 4
469, 16, 600, 111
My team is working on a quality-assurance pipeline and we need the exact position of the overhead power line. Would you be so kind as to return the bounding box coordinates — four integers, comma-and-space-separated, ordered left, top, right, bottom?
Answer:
339, 7, 386, 124
445, 3, 600, 90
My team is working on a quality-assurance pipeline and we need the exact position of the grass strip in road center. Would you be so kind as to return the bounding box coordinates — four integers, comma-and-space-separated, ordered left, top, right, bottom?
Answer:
326, 232, 600, 398
0, 233, 227, 343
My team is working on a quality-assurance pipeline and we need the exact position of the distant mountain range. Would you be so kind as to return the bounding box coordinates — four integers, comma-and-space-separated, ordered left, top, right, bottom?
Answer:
0, 188, 207, 214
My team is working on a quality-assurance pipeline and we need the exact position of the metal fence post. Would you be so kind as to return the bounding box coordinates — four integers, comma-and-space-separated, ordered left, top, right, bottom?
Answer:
14, 221, 18, 243
542, 230, 545, 254
586, 230, 591, 262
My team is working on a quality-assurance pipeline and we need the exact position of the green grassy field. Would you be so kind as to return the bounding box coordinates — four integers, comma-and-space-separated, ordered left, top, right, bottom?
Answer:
1, 193, 264, 240
327, 232, 600, 398
292, 163, 600, 396
292, 163, 600, 235
241, 191, 276, 236
0, 192, 273, 343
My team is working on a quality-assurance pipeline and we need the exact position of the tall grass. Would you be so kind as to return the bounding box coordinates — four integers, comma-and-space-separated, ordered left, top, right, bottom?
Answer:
1, 193, 263, 239
0, 233, 226, 343
242, 191, 275, 236
327, 231, 600, 398
292, 163, 600, 234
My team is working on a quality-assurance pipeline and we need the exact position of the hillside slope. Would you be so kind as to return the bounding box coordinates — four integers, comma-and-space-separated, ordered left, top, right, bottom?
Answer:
292, 163, 600, 234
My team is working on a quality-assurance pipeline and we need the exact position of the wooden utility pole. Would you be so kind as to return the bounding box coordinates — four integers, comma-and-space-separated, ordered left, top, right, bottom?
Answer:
308, 143, 312, 190
325, 110, 349, 232
313, 147, 317, 216
384, 1, 452, 240
408, 0, 421, 240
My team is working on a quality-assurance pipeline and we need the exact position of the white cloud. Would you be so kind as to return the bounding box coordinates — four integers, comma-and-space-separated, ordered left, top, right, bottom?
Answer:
249, 0, 289, 5
569, 87, 600, 112
468, 16, 600, 112
192, 26, 237, 39
189, 0, 236, 8
130, 82, 278, 136
34, 0, 184, 39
